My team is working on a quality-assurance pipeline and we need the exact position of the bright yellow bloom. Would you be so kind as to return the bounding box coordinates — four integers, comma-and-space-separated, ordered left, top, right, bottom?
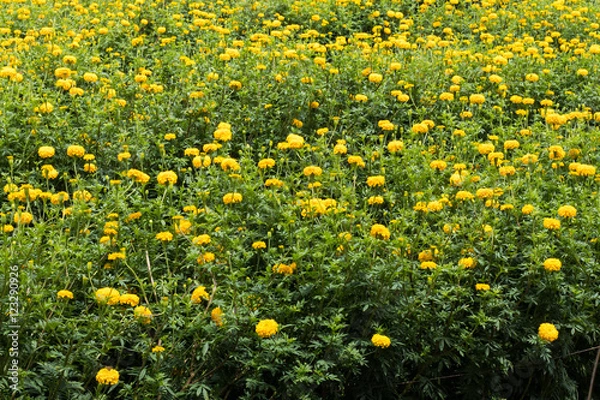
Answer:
538, 323, 559, 342
155, 231, 173, 242
557, 205, 576, 218
420, 261, 437, 270
387, 140, 404, 153
522, 204, 535, 215
475, 283, 490, 291
191, 286, 209, 303
13, 212, 33, 225
95, 287, 121, 305
38, 146, 55, 158
303, 166, 323, 176
366, 175, 385, 187
543, 258, 562, 272
252, 241, 267, 249
371, 334, 391, 348
66, 145, 85, 158
458, 257, 476, 269
347, 155, 366, 168
223, 192, 243, 204
370, 224, 390, 240
258, 158, 276, 169
256, 319, 279, 338
57, 290, 74, 299
96, 367, 119, 385
157, 171, 178, 185
273, 262, 297, 275
469, 94, 485, 104
543, 218, 561, 230
152, 345, 165, 353
192, 234, 211, 245
211, 307, 224, 326
119, 294, 140, 307
133, 306, 152, 324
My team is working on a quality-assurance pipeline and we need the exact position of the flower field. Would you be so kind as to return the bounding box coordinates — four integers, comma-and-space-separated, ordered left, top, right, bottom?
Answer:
2, 0, 600, 398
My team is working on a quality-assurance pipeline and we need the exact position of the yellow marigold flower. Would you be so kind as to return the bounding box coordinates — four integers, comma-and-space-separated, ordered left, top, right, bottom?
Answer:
174, 219, 192, 235
378, 120, 395, 131
430, 160, 447, 171
107, 252, 125, 261
273, 262, 297, 275
197, 252, 216, 264
157, 170, 178, 185
95, 287, 120, 305
256, 319, 279, 338
574, 163, 596, 176
214, 122, 232, 142
543, 218, 561, 230
543, 258, 562, 272
303, 166, 323, 176
525, 73, 539, 82
252, 241, 267, 249
152, 345, 165, 353
411, 123, 429, 134
455, 191, 474, 201
370, 224, 390, 240
191, 286, 209, 303
258, 158, 275, 169
522, 204, 535, 215
66, 145, 85, 158
14, 211, 33, 225
265, 178, 284, 187
286, 133, 305, 149
126, 169, 150, 184
476, 188, 494, 199
371, 334, 391, 348
192, 234, 211, 245
387, 140, 404, 153
57, 290, 74, 299
37, 102, 54, 113
475, 283, 490, 291
211, 307, 224, 326
499, 166, 516, 176
439, 92, 454, 101
548, 145, 566, 160
38, 146, 55, 158
155, 231, 173, 242
223, 192, 243, 204
420, 261, 437, 270
477, 143, 495, 155
427, 201, 443, 212
469, 94, 485, 104
458, 257, 476, 269
4, 224, 14, 233
557, 205, 576, 218
354, 94, 368, 102
96, 367, 119, 385
504, 140, 520, 150
366, 175, 385, 187
368, 196, 384, 205
333, 143, 347, 155
119, 294, 140, 307
134, 306, 152, 324
221, 158, 240, 172
348, 155, 366, 168
538, 323, 559, 342
368, 73, 383, 83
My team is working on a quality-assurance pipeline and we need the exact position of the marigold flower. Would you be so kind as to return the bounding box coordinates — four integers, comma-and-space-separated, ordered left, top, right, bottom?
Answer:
197, 252, 216, 264
252, 241, 267, 249
557, 205, 576, 218
258, 158, 275, 169
157, 171, 178, 185
430, 160, 447, 171
38, 146, 55, 158
458, 257, 476, 269
477, 143, 495, 155
522, 204, 535, 215
126, 169, 150, 184
256, 319, 279, 338
548, 145, 566, 160
543, 218, 561, 230
134, 305, 152, 324
371, 334, 391, 348
57, 290, 74, 299
155, 231, 173, 242
538, 323, 559, 342
119, 293, 140, 307
476, 188, 494, 199
543, 258, 562, 272
191, 286, 209, 303
95, 287, 120, 305
348, 155, 366, 168
96, 367, 119, 385
469, 94, 485, 104
223, 192, 243, 204
475, 283, 490, 291
14, 211, 33, 225
370, 224, 390, 240
66, 145, 85, 158
368, 73, 383, 83
504, 140, 520, 150
387, 140, 404, 153
420, 261, 437, 270
152, 345, 165, 353
211, 307, 224, 326
303, 166, 323, 176
214, 122, 232, 142
378, 120, 395, 131
273, 262, 297, 275
366, 175, 385, 187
